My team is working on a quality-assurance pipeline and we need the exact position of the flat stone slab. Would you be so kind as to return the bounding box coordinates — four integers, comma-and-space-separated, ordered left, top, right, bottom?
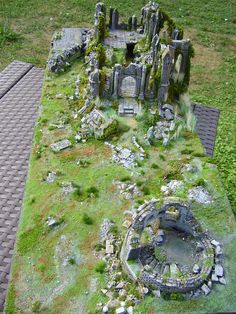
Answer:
0, 61, 44, 312
50, 139, 72, 152
105, 30, 143, 49
192, 103, 220, 157
52, 28, 84, 51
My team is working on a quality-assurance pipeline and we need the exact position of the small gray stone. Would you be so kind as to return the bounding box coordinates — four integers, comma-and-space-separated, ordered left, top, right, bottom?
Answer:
201, 283, 211, 295
215, 245, 223, 257
47, 217, 57, 227
211, 239, 220, 247
50, 139, 72, 152
116, 281, 125, 289
164, 109, 174, 120
46, 172, 56, 183
116, 307, 127, 314
211, 273, 219, 283
215, 264, 224, 277
193, 264, 200, 274
156, 235, 164, 244
219, 277, 226, 285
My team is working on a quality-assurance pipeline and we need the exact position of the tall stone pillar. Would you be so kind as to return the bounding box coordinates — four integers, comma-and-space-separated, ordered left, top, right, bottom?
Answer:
139, 65, 147, 100
111, 9, 119, 30
131, 15, 137, 31
113, 70, 119, 98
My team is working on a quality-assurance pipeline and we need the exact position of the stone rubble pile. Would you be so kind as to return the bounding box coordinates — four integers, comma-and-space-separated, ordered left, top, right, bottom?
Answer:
146, 120, 175, 146
105, 142, 137, 168
96, 220, 141, 313
160, 104, 175, 121
161, 180, 184, 196
116, 181, 141, 200
76, 108, 113, 140
46, 172, 56, 183
188, 186, 212, 204
61, 182, 75, 196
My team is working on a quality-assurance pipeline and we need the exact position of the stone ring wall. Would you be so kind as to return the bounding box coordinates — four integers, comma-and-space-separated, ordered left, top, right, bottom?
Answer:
120, 201, 216, 294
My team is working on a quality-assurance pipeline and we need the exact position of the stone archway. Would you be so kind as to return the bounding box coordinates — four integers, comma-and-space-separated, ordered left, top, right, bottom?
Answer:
120, 76, 137, 98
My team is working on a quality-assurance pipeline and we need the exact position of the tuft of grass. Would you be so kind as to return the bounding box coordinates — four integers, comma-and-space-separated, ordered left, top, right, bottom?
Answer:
151, 163, 159, 169
37, 263, 46, 272
142, 186, 150, 195
68, 257, 76, 265
120, 176, 132, 182
0, 23, 21, 48
86, 186, 99, 198
159, 154, 166, 161
82, 213, 93, 225
32, 300, 41, 313
94, 260, 106, 274
73, 184, 83, 199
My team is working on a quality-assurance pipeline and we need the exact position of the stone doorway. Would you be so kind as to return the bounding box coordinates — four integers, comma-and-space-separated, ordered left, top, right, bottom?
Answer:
120, 76, 137, 98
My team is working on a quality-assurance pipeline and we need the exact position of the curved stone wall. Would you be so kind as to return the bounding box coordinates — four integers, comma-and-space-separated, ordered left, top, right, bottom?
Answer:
120, 201, 221, 295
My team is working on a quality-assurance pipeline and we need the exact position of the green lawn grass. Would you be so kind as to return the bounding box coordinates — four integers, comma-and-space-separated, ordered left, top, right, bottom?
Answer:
0, 0, 235, 213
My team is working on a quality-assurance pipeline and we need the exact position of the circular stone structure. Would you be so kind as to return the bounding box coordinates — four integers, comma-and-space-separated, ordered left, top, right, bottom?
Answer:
120, 200, 222, 294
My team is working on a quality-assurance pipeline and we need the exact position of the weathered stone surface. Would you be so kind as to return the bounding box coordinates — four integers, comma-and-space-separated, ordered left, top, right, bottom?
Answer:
118, 99, 140, 117
50, 139, 72, 152
147, 120, 175, 145
170, 263, 179, 276
211, 239, 220, 247
211, 273, 219, 283
161, 180, 184, 195
116, 307, 127, 314
106, 240, 114, 254
61, 182, 74, 195
116, 281, 125, 289
219, 277, 226, 285
47, 217, 57, 227
215, 245, 223, 257
188, 186, 212, 204
106, 143, 137, 168
193, 264, 200, 274
46, 171, 56, 183
48, 28, 87, 73
215, 264, 224, 277
201, 283, 211, 295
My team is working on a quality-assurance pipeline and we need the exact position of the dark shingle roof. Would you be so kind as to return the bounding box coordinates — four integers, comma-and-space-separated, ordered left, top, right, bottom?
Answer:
192, 103, 220, 157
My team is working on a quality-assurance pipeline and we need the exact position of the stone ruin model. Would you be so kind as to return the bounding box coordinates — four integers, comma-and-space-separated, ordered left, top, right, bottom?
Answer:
41, 2, 228, 313
48, 1, 193, 120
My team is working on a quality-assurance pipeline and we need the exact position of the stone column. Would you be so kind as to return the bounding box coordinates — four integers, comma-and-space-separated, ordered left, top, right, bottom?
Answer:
139, 65, 147, 100
131, 15, 137, 31
111, 9, 119, 30
113, 70, 119, 98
